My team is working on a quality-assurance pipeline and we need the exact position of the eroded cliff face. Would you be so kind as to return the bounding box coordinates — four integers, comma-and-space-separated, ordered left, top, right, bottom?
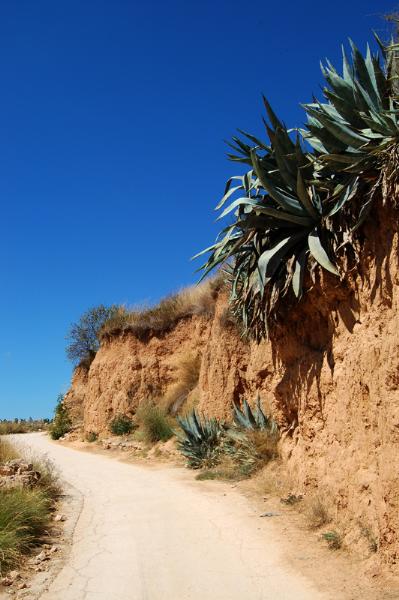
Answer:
64, 202, 399, 566
78, 316, 212, 433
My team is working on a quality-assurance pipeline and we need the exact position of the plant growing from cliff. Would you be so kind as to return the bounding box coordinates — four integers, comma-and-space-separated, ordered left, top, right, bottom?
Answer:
197, 34, 399, 339
66, 304, 118, 367
177, 411, 225, 469
49, 395, 72, 440
109, 414, 134, 436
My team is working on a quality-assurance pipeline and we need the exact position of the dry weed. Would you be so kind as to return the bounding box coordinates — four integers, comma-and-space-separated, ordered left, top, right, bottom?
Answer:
163, 352, 201, 414
302, 495, 332, 530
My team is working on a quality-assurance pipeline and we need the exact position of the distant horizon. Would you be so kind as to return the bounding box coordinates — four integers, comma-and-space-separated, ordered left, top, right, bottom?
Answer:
0, 0, 396, 420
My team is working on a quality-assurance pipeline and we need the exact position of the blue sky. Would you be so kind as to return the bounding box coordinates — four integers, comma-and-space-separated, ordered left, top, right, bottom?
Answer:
0, 0, 395, 419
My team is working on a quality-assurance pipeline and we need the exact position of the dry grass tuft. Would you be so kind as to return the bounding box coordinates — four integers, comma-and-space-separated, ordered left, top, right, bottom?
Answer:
0, 441, 61, 572
195, 456, 239, 481
0, 420, 50, 435
135, 403, 174, 444
302, 495, 332, 530
100, 276, 224, 340
0, 438, 19, 463
163, 352, 202, 414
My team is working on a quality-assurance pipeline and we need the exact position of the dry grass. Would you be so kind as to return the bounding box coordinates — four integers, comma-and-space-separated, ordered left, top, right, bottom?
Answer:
302, 494, 332, 530
100, 276, 224, 340
0, 438, 19, 463
195, 455, 241, 481
163, 352, 201, 414
0, 441, 61, 573
135, 403, 174, 444
0, 420, 49, 435
224, 429, 280, 479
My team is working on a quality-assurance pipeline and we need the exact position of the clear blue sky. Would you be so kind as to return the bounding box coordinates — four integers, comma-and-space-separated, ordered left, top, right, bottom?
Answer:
0, 0, 395, 419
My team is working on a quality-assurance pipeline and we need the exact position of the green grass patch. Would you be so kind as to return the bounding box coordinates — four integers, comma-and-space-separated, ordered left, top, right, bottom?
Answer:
0, 440, 61, 573
0, 488, 51, 571
136, 404, 174, 444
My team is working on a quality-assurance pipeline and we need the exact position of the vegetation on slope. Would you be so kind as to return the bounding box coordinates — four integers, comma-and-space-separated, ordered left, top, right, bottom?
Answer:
49, 395, 72, 440
99, 277, 223, 340
177, 399, 279, 478
197, 33, 399, 339
66, 304, 119, 367
0, 419, 50, 435
0, 438, 60, 572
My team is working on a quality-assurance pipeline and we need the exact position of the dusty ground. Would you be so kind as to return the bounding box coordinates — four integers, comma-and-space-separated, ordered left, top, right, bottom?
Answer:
4, 433, 399, 600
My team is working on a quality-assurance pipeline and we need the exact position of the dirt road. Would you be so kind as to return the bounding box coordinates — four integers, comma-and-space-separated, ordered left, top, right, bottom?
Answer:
15, 433, 327, 600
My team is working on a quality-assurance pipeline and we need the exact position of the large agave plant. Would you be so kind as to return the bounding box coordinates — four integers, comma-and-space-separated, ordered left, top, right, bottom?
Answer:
177, 410, 224, 469
196, 99, 358, 339
197, 34, 399, 339
302, 37, 399, 224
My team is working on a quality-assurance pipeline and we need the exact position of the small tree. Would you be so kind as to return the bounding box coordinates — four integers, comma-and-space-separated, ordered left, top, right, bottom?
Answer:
50, 395, 72, 440
66, 305, 118, 366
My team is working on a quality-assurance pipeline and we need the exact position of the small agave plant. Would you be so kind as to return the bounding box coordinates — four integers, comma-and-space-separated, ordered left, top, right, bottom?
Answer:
177, 410, 224, 469
233, 397, 278, 433
196, 34, 399, 339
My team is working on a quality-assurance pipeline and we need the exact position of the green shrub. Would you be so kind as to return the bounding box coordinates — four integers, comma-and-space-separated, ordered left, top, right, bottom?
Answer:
109, 414, 134, 436
66, 304, 119, 366
85, 431, 98, 443
322, 530, 342, 550
49, 395, 72, 440
136, 404, 174, 444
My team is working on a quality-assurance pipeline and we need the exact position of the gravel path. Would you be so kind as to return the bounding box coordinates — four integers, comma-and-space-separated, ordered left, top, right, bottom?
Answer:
15, 433, 327, 600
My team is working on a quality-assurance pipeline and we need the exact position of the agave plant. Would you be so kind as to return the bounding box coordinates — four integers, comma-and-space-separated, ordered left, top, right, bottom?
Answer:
177, 410, 224, 469
233, 397, 278, 433
196, 99, 358, 339
302, 37, 399, 224
197, 34, 399, 339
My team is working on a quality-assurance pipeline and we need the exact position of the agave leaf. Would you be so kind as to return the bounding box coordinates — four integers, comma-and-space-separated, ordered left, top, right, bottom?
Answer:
292, 248, 308, 298
308, 229, 339, 275
262, 96, 284, 131
257, 232, 306, 286
237, 128, 270, 151
216, 197, 259, 221
215, 185, 244, 210
296, 170, 319, 219
252, 205, 313, 226
251, 150, 305, 215
349, 39, 379, 108
373, 31, 387, 59
305, 106, 369, 148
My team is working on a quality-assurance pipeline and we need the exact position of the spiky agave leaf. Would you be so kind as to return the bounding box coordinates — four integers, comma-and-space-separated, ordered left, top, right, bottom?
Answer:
195, 100, 359, 339
233, 397, 278, 432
